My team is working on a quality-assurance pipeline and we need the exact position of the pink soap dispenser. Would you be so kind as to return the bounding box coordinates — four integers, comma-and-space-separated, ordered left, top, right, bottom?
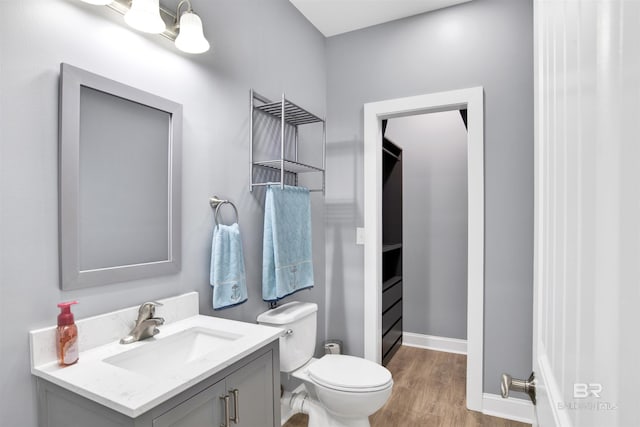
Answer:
56, 301, 79, 366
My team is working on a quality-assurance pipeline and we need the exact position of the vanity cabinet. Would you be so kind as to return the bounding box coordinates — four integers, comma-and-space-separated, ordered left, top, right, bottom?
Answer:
152, 380, 226, 427
37, 341, 279, 427
153, 352, 275, 427
224, 351, 277, 427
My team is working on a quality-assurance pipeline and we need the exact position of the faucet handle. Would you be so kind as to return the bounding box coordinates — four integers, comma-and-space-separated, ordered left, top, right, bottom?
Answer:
142, 301, 164, 308
137, 301, 164, 319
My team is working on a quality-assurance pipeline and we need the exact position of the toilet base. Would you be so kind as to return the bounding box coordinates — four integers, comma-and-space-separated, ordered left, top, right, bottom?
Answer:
282, 389, 371, 427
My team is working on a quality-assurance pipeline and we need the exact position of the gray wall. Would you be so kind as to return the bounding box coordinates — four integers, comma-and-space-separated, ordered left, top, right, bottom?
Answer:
325, 0, 533, 394
0, 1, 325, 426
385, 111, 468, 340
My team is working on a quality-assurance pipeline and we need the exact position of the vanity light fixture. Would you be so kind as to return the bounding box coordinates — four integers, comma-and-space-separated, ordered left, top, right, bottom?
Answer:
174, 1, 210, 54
124, 0, 166, 34
78, 0, 210, 54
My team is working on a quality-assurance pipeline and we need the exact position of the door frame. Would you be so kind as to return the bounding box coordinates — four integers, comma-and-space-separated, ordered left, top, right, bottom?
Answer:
363, 87, 484, 411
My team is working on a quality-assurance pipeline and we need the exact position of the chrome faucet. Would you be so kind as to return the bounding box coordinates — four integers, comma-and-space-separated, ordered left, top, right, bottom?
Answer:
120, 302, 165, 344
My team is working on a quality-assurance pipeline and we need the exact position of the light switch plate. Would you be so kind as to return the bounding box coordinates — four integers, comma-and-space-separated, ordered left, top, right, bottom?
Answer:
356, 227, 365, 245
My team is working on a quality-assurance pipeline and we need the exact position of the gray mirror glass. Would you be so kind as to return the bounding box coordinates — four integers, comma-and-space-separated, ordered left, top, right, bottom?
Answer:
59, 63, 182, 290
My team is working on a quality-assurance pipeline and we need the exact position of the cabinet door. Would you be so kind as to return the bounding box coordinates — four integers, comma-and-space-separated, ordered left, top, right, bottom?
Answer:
225, 351, 275, 427
152, 379, 226, 427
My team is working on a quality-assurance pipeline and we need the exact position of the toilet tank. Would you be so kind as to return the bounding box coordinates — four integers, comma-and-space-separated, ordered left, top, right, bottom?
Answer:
257, 301, 318, 373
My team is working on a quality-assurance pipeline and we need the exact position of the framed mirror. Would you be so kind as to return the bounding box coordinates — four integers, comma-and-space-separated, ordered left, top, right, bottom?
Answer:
59, 63, 182, 290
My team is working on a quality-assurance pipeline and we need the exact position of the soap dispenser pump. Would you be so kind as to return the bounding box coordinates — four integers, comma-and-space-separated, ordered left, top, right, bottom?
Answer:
56, 301, 79, 366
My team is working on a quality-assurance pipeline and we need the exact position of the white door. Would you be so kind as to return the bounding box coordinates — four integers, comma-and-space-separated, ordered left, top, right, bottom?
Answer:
533, 1, 640, 426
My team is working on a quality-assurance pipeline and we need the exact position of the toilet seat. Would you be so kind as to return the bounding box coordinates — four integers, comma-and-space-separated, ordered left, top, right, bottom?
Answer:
307, 355, 393, 393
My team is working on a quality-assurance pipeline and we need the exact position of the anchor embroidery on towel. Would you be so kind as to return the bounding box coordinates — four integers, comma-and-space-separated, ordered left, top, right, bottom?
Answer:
231, 284, 240, 301
289, 266, 299, 288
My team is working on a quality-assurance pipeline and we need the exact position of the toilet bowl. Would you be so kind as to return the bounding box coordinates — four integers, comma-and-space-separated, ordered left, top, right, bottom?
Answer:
297, 354, 393, 422
257, 302, 393, 427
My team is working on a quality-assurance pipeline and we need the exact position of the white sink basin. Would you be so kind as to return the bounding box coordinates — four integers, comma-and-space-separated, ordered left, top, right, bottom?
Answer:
104, 326, 242, 377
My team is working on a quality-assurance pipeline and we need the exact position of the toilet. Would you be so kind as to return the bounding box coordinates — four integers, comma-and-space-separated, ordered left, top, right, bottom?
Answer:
257, 301, 393, 427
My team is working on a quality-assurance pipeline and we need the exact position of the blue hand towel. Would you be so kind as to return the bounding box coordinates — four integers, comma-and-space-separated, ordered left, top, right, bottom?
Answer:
210, 223, 248, 310
262, 185, 314, 302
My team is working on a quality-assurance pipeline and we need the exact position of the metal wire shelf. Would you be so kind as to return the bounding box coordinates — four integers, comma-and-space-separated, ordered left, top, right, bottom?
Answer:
253, 159, 324, 174
250, 89, 326, 194
254, 101, 323, 126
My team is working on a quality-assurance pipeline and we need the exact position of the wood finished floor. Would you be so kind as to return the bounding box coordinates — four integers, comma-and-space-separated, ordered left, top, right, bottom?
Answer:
283, 346, 531, 427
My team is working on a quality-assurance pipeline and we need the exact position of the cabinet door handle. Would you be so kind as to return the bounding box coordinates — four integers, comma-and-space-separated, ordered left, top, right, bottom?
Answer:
230, 389, 240, 424
220, 395, 230, 427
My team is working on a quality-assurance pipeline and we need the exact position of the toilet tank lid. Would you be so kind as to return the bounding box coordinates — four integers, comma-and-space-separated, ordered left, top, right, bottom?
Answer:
257, 301, 318, 325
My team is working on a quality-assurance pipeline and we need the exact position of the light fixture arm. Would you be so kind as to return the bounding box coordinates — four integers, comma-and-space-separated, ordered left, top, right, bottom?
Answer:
174, 0, 194, 28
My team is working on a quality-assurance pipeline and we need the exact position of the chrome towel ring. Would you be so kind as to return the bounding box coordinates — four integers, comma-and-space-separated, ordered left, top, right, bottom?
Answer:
209, 196, 239, 225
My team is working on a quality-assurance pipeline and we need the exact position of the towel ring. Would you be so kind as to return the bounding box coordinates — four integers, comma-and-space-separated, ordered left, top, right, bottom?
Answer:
209, 196, 239, 225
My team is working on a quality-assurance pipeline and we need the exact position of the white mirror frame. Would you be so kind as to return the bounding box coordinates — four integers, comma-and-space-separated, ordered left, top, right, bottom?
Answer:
59, 63, 182, 290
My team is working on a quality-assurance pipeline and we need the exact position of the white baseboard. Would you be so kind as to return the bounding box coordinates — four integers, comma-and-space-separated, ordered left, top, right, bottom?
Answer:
482, 393, 534, 424
403, 332, 467, 354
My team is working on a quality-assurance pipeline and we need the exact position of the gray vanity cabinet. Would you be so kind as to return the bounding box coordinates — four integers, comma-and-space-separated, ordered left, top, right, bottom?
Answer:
152, 380, 227, 427
153, 352, 275, 427
37, 341, 279, 427
225, 352, 275, 427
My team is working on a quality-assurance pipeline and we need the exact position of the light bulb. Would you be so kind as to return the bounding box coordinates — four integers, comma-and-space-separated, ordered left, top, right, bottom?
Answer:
124, 0, 166, 34
80, 0, 113, 4
174, 11, 210, 54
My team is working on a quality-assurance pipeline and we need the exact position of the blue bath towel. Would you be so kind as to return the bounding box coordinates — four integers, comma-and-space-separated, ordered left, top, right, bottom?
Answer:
262, 185, 314, 302
210, 223, 248, 310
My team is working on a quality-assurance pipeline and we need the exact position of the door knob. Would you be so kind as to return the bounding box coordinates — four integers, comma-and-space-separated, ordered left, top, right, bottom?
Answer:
501, 371, 536, 405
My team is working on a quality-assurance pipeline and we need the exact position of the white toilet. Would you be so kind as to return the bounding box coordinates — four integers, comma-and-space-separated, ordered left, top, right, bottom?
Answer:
257, 301, 393, 427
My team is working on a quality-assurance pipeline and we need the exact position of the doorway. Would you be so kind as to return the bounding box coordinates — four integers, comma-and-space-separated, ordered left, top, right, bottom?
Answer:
362, 87, 484, 411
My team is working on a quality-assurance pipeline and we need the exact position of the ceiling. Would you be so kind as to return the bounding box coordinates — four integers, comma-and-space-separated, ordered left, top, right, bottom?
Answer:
288, 0, 473, 37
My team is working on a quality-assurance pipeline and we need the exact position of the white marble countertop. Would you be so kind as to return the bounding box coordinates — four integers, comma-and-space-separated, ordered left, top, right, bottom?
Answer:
29, 293, 282, 418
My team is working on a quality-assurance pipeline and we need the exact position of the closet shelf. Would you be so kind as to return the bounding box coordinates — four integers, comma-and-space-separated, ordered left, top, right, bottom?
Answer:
382, 243, 403, 253
382, 120, 403, 366
382, 276, 402, 292
383, 147, 401, 161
